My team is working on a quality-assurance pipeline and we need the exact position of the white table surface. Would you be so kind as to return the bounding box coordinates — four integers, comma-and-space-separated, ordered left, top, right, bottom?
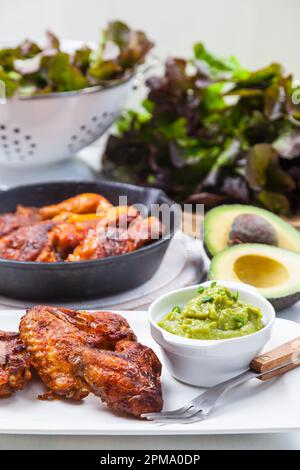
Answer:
1, 147, 300, 449
0, 303, 299, 450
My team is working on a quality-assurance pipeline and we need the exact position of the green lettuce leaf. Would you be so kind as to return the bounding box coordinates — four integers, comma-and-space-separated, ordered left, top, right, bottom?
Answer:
41, 52, 88, 91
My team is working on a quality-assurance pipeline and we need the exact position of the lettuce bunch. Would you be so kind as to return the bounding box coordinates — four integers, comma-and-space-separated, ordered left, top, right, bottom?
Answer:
103, 43, 300, 215
0, 21, 153, 97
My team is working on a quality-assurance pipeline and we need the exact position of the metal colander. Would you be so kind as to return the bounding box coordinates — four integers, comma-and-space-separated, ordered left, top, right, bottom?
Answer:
0, 40, 138, 168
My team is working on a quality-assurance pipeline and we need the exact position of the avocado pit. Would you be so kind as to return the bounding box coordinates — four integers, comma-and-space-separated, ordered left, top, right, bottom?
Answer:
229, 214, 278, 247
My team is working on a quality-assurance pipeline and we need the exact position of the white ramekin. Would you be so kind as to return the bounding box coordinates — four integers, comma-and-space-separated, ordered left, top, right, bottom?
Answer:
149, 280, 275, 387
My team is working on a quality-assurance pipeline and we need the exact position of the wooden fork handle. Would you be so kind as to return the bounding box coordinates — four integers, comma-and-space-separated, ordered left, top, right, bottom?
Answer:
250, 337, 300, 381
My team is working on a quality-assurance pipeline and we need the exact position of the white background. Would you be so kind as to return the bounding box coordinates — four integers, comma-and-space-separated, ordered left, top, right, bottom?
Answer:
1, 0, 300, 450
0, 0, 300, 77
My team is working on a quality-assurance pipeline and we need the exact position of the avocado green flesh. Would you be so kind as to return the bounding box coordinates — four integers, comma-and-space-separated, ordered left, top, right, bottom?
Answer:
204, 204, 300, 257
209, 244, 300, 311
158, 284, 264, 340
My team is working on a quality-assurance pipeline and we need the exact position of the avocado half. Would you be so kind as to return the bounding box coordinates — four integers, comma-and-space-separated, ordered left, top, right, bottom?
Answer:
204, 204, 300, 258
209, 243, 300, 311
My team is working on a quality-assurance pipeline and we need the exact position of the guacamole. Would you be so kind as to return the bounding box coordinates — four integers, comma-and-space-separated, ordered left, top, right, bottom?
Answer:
158, 283, 264, 340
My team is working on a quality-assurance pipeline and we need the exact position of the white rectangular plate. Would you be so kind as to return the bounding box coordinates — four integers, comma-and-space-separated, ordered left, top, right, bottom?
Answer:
1, 310, 300, 435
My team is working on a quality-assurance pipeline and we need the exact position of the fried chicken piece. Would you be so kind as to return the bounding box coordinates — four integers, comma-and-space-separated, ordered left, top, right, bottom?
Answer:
35, 244, 59, 262
52, 212, 106, 223
68, 216, 163, 261
51, 221, 98, 255
73, 340, 163, 417
19, 306, 136, 400
98, 205, 140, 229
0, 331, 31, 398
20, 306, 163, 417
0, 198, 160, 263
39, 193, 112, 220
0, 221, 54, 261
52, 206, 139, 230
0, 205, 41, 238
37, 220, 98, 262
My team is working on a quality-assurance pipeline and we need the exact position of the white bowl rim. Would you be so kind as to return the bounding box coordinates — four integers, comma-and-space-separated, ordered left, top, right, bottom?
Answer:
149, 280, 276, 348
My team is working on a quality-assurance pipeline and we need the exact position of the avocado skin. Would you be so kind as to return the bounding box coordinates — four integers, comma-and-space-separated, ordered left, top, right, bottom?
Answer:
203, 242, 213, 260
269, 292, 300, 312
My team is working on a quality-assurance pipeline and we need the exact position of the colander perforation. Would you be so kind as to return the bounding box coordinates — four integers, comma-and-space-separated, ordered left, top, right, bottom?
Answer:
0, 124, 37, 164
66, 111, 118, 153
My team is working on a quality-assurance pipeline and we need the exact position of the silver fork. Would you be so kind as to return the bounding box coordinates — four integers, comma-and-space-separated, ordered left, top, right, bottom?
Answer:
142, 356, 300, 424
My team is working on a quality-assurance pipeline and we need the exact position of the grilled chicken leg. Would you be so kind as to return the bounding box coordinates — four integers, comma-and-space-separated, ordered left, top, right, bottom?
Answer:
39, 193, 112, 220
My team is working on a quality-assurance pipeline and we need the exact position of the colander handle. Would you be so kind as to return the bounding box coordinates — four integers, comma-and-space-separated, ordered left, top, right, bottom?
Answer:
132, 54, 162, 88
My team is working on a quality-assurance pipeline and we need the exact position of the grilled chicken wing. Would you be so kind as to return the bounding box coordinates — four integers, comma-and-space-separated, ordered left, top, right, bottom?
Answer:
19, 306, 163, 417
39, 193, 112, 220
0, 205, 41, 238
73, 340, 163, 417
19, 306, 136, 400
0, 331, 31, 398
0, 221, 54, 261
68, 216, 163, 261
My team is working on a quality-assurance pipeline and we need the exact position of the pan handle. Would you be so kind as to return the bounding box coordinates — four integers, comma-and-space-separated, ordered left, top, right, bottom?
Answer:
155, 188, 177, 208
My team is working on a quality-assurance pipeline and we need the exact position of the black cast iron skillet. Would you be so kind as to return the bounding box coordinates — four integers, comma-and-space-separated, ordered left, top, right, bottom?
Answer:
0, 181, 179, 302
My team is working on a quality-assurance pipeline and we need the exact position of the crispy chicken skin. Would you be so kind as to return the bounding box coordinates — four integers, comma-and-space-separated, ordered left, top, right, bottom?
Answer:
19, 306, 136, 400
37, 220, 98, 262
19, 306, 163, 417
38, 207, 138, 262
0, 221, 54, 261
68, 216, 163, 261
39, 193, 112, 220
98, 205, 140, 229
0, 331, 31, 398
0, 205, 41, 238
74, 340, 163, 417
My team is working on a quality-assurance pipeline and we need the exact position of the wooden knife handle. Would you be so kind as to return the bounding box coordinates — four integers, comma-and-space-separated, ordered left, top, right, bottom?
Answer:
250, 337, 300, 381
